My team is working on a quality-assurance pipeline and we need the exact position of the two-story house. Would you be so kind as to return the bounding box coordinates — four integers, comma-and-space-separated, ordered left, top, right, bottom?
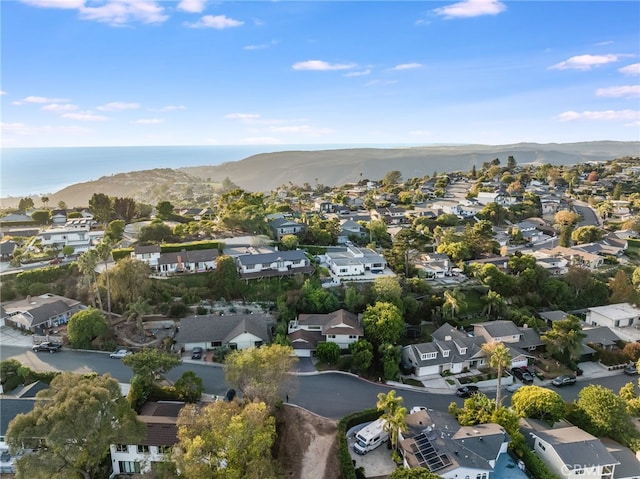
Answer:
287, 309, 363, 357
323, 244, 387, 278
473, 320, 543, 368
269, 217, 306, 241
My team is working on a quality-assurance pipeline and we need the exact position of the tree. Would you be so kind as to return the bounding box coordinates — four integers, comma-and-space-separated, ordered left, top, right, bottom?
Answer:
382, 170, 402, 187
376, 390, 407, 453
449, 392, 496, 426
30, 209, 51, 225
541, 314, 586, 365
113, 197, 137, 223
57, 200, 67, 209
124, 298, 153, 331
122, 349, 181, 384
106, 258, 152, 313
76, 249, 103, 310
105, 219, 125, 242
571, 225, 605, 245
174, 371, 204, 403
482, 290, 504, 319
174, 400, 277, 479
18, 197, 34, 212
442, 290, 466, 320
350, 339, 374, 374
572, 384, 635, 441
609, 270, 637, 304
316, 342, 340, 364
482, 341, 511, 408
512, 385, 565, 424
362, 301, 405, 346
40, 196, 49, 208
280, 234, 299, 251
95, 240, 114, 317
371, 276, 403, 307
61, 245, 74, 257
380, 343, 402, 380
88, 192, 113, 224
506, 155, 517, 171
67, 308, 110, 349
6, 372, 144, 479
156, 201, 174, 219
224, 344, 297, 409
139, 219, 175, 243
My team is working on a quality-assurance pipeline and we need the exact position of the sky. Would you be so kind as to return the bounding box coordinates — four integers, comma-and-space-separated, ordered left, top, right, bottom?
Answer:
1, 0, 639, 148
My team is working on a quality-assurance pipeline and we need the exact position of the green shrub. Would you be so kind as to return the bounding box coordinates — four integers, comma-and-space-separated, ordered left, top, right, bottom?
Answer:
112, 248, 134, 261
337, 408, 382, 479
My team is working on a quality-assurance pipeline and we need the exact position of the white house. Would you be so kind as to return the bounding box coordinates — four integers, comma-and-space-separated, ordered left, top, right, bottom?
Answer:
235, 249, 314, 279
287, 309, 363, 357
38, 227, 92, 252
156, 248, 219, 275
585, 303, 640, 342
109, 401, 185, 476
323, 245, 387, 278
131, 245, 161, 268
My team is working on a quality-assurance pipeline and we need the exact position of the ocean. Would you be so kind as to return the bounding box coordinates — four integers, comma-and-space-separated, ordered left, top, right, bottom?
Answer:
1, 144, 417, 198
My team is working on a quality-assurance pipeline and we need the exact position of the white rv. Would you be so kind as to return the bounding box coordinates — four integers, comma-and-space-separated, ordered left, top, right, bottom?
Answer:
353, 418, 388, 455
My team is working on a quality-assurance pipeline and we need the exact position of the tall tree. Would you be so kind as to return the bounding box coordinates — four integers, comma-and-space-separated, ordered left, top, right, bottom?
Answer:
224, 344, 297, 409
40, 196, 49, 208
30, 209, 51, 225
174, 400, 277, 479
106, 258, 152, 313
211, 255, 241, 300
376, 390, 407, 453
482, 341, 511, 408
442, 290, 466, 320
6, 372, 144, 479
482, 290, 504, 319
76, 249, 103, 310
18, 197, 34, 212
88, 192, 113, 224
362, 301, 405, 346
541, 314, 586, 365
572, 384, 635, 441
105, 219, 125, 242
113, 197, 137, 223
67, 308, 110, 350
609, 269, 637, 304
156, 200, 174, 219
95, 239, 114, 317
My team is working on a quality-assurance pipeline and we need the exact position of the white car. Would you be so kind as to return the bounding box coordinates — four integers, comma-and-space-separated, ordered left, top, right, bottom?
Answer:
506, 382, 523, 393
109, 349, 132, 359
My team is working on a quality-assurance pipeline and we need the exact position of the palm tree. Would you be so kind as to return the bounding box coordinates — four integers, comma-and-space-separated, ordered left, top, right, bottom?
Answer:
95, 240, 114, 318
442, 290, 466, 320
482, 341, 512, 408
482, 290, 504, 319
376, 390, 407, 453
125, 299, 153, 332
77, 249, 103, 310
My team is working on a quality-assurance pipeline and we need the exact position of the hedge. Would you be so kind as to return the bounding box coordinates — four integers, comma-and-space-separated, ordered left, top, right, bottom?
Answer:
112, 248, 134, 261
337, 408, 382, 479
160, 241, 222, 253
16, 264, 73, 287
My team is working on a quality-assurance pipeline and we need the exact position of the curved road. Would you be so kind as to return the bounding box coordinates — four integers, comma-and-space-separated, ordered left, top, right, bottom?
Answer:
0, 346, 635, 419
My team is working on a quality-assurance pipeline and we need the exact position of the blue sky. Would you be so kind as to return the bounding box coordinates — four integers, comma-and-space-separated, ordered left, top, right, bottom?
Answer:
1, 0, 639, 147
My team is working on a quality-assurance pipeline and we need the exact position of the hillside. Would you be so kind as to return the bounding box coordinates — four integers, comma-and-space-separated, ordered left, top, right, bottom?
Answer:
2, 141, 638, 209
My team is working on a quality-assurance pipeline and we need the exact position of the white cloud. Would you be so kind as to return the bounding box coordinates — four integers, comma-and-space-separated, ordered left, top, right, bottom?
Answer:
132, 118, 163, 124
292, 60, 355, 71
554, 109, 639, 121
240, 136, 282, 145
79, 1, 168, 26
624, 120, 640, 128
619, 63, 640, 75
41, 103, 79, 111
0, 91, 7, 96
596, 40, 614, 46
244, 40, 278, 51
177, 0, 207, 13
62, 111, 109, 121
186, 14, 243, 29
549, 54, 622, 71
96, 101, 140, 111
344, 69, 371, 77
595, 85, 640, 98
393, 63, 423, 71
149, 105, 186, 112
433, 0, 506, 19
225, 113, 260, 121
365, 79, 399, 87
20, 0, 84, 9
13, 95, 70, 105
1, 121, 90, 135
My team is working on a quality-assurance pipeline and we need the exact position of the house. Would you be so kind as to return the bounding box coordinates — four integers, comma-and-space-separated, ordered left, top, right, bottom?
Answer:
174, 314, 272, 354
398, 408, 511, 479
538, 310, 568, 326
109, 401, 185, 476
0, 240, 18, 259
235, 249, 314, 279
582, 325, 621, 350
337, 219, 366, 244
417, 253, 452, 279
401, 323, 487, 377
523, 419, 639, 479
0, 397, 38, 474
0, 293, 84, 332
542, 246, 604, 270
585, 303, 640, 342
156, 248, 219, 275
473, 320, 543, 366
322, 244, 387, 278
131, 244, 162, 268
269, 217, 306, 241
38, 227, 92, 253
287, 309, 363, 357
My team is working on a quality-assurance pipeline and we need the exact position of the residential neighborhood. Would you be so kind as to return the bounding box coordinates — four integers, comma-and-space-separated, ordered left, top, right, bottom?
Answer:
1, 155, 640, 479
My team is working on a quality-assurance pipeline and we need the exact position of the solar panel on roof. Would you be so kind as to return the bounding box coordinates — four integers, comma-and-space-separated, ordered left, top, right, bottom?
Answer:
410, 432, 451, 473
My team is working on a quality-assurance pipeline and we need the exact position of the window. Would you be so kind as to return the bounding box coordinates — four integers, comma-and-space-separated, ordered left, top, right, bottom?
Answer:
158, 445, 172, 454
443, 350, 450, 357
421, 352, 437, 360
137, 445, 150, 453
119, 461, 141, 474
349, 335, 358, 339
459, 347, 467, 355
212, 341, 222, 347
115, 444, 128, 452
537, 442, 546, 451
328, 334, 336, 339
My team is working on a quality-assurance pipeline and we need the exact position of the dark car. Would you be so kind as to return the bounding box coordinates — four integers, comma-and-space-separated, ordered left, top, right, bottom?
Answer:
511, 367, 524, 380
551, 374, 577, 387
32, 342, 62, 353
456, 385, 479, 398
191, 347, 203, 360
624, 364, 638, 375
512, 367, 534, 384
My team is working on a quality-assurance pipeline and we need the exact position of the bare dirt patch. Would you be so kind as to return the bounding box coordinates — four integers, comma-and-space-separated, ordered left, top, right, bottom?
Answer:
274, 404, 340, 479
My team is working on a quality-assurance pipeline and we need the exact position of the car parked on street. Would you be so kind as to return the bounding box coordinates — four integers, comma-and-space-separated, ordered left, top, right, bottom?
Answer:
506, 382, 523, 393
109, 349, 133, 359
456, 385, 479, 398
191, 347, 203, 360
624, 364, 638, 375
32, 342, 62, 353
551, 374, 577, 387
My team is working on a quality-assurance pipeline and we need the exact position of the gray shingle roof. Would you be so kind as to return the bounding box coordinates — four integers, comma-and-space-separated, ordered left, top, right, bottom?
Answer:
175, 314, 272, 345
534, 427, 619, 469
236, 250, 307, 266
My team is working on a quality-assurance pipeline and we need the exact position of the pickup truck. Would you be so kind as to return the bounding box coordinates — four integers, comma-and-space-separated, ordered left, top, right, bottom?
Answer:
32, 342, 62, 353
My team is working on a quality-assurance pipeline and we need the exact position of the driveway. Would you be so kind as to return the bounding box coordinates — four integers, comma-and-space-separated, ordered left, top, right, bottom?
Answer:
0, 326, 34, 347
294, 357, 317, 373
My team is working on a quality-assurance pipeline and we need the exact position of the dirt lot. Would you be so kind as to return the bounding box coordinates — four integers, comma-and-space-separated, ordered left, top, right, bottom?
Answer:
274, 404, 340, 479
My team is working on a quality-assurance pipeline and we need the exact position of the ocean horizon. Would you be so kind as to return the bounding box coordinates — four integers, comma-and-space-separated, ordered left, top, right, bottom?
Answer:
1, 143, 426, 198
